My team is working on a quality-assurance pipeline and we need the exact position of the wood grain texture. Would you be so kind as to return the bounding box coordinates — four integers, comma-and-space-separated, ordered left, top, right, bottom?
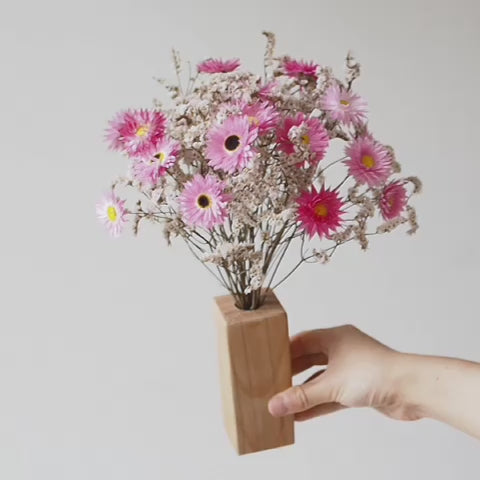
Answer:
214, 290, 294, 455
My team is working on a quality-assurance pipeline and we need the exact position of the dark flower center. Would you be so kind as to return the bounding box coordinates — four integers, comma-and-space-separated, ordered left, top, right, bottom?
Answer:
224, 135, 241, 152
197, 194, 211, 209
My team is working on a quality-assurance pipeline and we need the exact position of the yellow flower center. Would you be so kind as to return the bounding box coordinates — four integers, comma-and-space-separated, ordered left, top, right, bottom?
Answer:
248, 116, 260, 126
340, 99, 350, 106
107, 206, 117, 222
136, 125, 150, 137
302, 134, 311, 145
197, 194, 212, 210
314, 203, 328, 218
362, 155, 375, 169
155, 151, 166, 164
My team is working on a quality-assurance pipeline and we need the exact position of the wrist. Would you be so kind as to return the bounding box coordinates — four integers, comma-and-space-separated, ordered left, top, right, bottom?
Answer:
388, 352, 430, 421
384, 351, 480, 438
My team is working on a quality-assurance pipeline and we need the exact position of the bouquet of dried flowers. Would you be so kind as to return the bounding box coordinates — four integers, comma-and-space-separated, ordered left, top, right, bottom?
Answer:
97, 32, 421, 310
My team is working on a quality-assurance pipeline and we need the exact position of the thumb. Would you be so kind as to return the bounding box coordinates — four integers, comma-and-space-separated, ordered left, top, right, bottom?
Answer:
268, 378, 334, 417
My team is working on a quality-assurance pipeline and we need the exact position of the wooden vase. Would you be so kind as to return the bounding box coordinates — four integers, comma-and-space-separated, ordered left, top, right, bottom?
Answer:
214, 290, 294, 455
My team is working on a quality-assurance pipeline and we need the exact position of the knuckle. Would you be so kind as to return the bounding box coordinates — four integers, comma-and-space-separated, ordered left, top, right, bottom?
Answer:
340, 323, 357, 334
291, 385, 310, 411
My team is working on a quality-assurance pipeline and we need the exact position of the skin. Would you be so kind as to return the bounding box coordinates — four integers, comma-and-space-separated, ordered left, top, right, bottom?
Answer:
268, 325, 480, 439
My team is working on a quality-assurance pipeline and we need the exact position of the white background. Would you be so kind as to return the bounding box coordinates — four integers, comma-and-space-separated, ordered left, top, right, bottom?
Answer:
1, 0, 479, 478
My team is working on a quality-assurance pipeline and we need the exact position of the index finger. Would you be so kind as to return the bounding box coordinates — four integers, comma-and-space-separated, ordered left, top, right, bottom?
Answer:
290, 328, 338, 360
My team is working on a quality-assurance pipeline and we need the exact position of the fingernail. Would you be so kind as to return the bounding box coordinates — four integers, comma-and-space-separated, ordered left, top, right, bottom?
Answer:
268, 395, 287, 417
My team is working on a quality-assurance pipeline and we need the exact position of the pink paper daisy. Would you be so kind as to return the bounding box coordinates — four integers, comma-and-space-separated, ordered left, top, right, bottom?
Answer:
345, 136, 392, 187
297, 187, 345, 239
197, 58, 240, 74
321, 83, 367, 126
257, 81, 278, 101
242, 101, 279, 134
179, 174, 229, 230
132, 138, 180, 186
106, 109, 167, 158
96, 192, 128, 238
277, 113, 330, 164
380, 181, 408, 220
283, 58, 319, 80
206, 115, 258, 173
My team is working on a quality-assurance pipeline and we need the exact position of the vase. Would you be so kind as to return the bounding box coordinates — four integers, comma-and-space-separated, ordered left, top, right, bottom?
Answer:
214, 289, 294, 455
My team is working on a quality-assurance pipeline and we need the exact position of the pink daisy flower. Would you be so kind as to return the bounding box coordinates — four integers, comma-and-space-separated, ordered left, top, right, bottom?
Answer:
179, 174, 229, 230
96, 192, 128, 238
277, 113, 330, 164
321, 83, 367, 126
345, 136, 392, 187
380, 181, 408, 220
206, 115, 258, 173
257, 81, 278, 101
197, 58, 240, 74
106, 109, 167, 158
283, 58, 319, 80
297, 187, 345, 239
132, 138, 180, 186
242, 101, 279, 134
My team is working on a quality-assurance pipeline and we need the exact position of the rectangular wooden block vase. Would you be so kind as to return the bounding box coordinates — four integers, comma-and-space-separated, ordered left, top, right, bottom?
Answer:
214, 290, 294, 455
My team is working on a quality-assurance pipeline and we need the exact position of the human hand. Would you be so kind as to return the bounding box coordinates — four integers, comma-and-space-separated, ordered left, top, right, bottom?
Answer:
268, 325, 420, 422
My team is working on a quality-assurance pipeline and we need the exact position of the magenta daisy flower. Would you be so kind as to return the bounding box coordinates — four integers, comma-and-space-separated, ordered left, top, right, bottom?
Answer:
297, 188, 345, 239
277, 113, 330, 164
257, 81, 278, 101
345, 136, 392, 187
132, 138, 180, 186
197, 58, 240, 74
106, 109, 167, 158
321, 83, 367, 126
96, 192, 128, 237
242, 101, 279, 134
206, 115, 258, 173
380, 181, 408, 220
283, 58, 319, 80
179, 174, 229, 230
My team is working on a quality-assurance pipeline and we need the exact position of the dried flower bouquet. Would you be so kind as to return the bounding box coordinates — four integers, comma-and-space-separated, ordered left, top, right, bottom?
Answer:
97, 32, 421, 311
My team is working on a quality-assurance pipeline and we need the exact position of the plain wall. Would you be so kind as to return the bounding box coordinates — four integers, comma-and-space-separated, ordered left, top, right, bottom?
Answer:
1, 0, 479, 478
